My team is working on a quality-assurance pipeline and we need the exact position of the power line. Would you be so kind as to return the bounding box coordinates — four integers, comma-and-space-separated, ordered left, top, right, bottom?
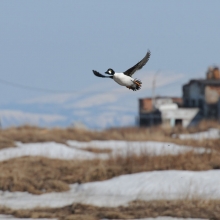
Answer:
0, 71, 179, 95
0, 78, 76, 93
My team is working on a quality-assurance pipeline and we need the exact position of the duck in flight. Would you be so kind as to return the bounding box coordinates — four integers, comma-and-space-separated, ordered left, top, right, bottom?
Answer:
93, 50, 151, 91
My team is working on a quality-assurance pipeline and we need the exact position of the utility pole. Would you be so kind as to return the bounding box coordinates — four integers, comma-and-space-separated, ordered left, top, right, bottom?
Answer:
152, 70, 160, 110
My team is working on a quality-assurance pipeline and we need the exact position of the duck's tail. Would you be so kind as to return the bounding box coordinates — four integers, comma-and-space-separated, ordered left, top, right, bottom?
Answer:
132, 78, 142, 91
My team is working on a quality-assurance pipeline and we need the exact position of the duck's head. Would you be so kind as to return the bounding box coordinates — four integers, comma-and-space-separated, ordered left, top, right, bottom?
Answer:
105, 68, 115, 75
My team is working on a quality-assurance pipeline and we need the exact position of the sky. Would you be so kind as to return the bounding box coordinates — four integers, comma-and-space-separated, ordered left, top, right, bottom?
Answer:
0, 0, 220, 128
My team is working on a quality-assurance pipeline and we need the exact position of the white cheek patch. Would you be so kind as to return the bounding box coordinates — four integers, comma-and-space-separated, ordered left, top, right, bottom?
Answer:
109, 70, 112, 73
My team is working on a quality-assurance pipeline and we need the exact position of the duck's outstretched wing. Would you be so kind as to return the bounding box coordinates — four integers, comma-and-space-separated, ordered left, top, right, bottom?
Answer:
93, 70, 113, 78
124, 50, 151, 77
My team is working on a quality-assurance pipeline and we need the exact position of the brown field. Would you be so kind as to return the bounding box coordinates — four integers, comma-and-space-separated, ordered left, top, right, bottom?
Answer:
0, 122, 220, 219
1, 199, 220, 220
1, 150, 220, 194
0, 120, 219, 151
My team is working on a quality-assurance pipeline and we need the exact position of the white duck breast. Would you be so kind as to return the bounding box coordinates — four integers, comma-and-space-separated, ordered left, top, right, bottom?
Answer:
113, 73, 134, 87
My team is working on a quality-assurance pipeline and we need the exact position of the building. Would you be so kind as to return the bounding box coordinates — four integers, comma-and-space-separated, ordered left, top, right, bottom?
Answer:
183, 67, 220, 119
139, 66, 220, 127
139, 97, 199, 128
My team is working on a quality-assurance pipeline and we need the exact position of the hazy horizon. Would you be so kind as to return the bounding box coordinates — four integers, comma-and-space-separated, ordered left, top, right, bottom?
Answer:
0, 0, 220, 128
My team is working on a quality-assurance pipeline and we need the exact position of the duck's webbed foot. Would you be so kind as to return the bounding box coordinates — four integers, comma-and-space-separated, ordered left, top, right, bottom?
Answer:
133, 78, 142, 90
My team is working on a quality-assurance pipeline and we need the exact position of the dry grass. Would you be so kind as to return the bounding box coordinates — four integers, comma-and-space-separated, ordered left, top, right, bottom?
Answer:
1, 199, 220, 219
0, 123, 220, 151
1, 150, 220, 194
173, 119, 220, 133
75, 146, 112, 154
0, 123, 220, 219
0, 136, 15, 149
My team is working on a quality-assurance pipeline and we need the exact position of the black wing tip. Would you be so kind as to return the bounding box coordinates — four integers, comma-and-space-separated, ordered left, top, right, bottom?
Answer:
145, 49, 151, 62
92, 70, 111, 78
93, 70, 99, 76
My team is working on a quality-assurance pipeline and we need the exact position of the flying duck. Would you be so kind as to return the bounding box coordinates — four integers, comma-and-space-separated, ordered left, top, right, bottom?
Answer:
93, 50, 151, 91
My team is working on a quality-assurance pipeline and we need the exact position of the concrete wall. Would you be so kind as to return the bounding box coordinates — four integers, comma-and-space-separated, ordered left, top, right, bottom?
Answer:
139, 108, 199, 128
160, 108, 199, 127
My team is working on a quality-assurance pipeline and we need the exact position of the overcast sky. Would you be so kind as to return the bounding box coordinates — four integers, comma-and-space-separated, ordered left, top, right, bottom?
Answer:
0, 0, 220, 127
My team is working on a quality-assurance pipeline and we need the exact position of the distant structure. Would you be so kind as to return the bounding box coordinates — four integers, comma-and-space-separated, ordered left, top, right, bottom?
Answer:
139, 66, 220, 127
139, 97, 199, 127
183, 66, 220, 119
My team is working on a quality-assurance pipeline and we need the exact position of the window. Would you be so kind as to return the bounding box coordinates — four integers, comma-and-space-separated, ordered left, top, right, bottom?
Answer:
185, 99, 189, 107
175, 119, 182, 127
199, 99, 203, 108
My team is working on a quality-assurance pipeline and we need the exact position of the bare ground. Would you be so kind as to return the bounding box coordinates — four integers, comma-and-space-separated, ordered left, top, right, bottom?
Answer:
1, 199, 220, 220
1, 151, 220, 194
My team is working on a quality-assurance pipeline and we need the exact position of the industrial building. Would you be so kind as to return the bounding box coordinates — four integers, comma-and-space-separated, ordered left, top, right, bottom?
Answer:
139, 67, 220, 127
139, 97, 199, 127
183, 67, 220, 119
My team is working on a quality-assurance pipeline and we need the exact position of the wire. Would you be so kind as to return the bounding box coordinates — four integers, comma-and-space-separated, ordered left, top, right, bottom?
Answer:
0, 78, 76, 93
0, 71, 179, 94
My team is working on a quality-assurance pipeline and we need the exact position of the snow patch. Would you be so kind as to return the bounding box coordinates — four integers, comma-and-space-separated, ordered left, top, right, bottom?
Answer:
0, 170, 219, 209
105, 218, 208, 220
67, 140, 209, 156
0, 142, 107, 162
0, 140, 210, 162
